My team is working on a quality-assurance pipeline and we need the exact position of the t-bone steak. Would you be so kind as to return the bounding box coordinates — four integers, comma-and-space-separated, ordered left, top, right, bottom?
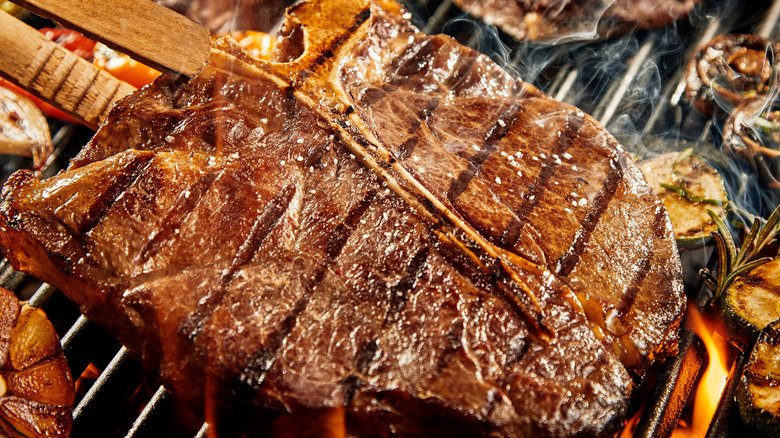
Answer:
0, 0, 685, 436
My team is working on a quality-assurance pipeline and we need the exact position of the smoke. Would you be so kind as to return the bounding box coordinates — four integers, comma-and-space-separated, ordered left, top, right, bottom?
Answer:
404, 0, 780, 221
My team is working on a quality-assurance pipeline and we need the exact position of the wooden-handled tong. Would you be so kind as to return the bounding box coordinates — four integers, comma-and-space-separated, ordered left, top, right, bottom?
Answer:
0, 0, 210, 130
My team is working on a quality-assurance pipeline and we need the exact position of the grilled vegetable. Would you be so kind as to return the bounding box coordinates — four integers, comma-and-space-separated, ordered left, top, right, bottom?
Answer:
723, 96, 780, 161
737, 319, 780, 436
0, 86, 53, 171
93, 43, 160, 89
638, 149, 728, 249
705, 204, 780, 347
39, 28, 95, 61
684, 34, 780, 116
0, 288, 74, 438
719, 256, 780, 347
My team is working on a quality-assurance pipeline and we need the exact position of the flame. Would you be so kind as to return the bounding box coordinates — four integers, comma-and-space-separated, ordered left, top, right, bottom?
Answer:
619, 406, 642, 438
74, 362, 101, 396
619, 305, 733, 438
671, 306, 732, 438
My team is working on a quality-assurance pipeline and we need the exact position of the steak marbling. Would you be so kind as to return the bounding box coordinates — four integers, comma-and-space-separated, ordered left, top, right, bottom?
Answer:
0, 0, 685, 436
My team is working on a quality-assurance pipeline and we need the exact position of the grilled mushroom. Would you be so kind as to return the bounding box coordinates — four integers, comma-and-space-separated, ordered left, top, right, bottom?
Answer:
723, 96, 780, 161
684, 34, 780, 116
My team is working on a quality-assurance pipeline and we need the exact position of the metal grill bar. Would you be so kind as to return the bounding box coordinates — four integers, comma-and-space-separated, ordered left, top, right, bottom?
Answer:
633, 328, 706, 438
126, 386, 169, 438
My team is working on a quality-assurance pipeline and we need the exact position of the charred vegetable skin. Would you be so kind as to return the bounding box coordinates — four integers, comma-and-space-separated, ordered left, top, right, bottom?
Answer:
684, 34, 780, 116
738, 319, 780, 437
0, 288, 74, 438
719, 256, 780, 348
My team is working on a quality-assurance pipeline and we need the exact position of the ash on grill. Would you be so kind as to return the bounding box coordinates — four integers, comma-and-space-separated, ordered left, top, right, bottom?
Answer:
1, 0, 779, 436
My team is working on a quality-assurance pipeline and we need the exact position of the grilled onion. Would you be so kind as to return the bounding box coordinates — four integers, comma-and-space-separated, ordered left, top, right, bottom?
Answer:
0, 86, 53, 171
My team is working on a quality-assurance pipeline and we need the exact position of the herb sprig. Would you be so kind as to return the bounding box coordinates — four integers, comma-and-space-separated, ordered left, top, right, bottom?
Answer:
660, 181, 728, 206
702, 205, 780, 299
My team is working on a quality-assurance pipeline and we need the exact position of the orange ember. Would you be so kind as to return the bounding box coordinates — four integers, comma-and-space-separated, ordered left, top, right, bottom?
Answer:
672, 306, 733, 438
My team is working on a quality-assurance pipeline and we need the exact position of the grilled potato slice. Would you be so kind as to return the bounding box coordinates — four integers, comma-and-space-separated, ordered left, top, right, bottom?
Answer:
638, 150, 728, 250
0, 288, 73, 438
738, 319, 780, 436
719, 257, 780, 348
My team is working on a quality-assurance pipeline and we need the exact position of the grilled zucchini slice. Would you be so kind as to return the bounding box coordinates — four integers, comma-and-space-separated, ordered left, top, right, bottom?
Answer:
738, 319, 780, 436
719, 257, 780, 348
638, 150, 728, 250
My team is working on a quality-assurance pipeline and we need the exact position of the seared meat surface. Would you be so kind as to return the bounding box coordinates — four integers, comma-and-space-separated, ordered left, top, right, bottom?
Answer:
452, 0, 703, 42
0, 0, 684, 436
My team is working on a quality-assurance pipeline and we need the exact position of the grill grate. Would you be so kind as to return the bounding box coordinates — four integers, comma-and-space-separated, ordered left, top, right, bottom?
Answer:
2, 0, 780, 435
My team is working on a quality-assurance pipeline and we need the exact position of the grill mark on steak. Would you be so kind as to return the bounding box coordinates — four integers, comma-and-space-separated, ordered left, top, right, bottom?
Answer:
555, 159, 623, 276
385, 246, 430, 323
239, 187, 381, 392
392, 38, 439, 81
339, 374, 364, 406
181, 183, 297, 340
136, 171, 219, 263
237, 292, 312, 392
500, 114, 579, 248
431, 230, 553, 340
360, 87, 386, 106
355, 339, 379, 374
327, 189, 378, 259
75, 154, 155, 235
397, 137, 418, 161
434, 322, 465, 372
395, 98, 438, 161
616, 207, 669, 316
447, 103, 522, 202
340, 244, 472, 395
230, 185, 297, 275
300, 7, 371, 77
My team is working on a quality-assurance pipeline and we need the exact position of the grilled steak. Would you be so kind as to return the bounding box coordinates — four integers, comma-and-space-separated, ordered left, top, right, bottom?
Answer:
0, 0, 685, 436
451, 0, 703, 42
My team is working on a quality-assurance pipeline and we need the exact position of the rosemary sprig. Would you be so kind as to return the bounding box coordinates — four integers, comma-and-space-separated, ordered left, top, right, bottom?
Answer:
702, 205, 780, 299
752, 116, 780, 134
659, 181, 728, 206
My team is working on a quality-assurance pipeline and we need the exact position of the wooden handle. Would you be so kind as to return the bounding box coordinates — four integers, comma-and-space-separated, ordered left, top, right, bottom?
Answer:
0, 12, 136, 130
12, 0, 211, 78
